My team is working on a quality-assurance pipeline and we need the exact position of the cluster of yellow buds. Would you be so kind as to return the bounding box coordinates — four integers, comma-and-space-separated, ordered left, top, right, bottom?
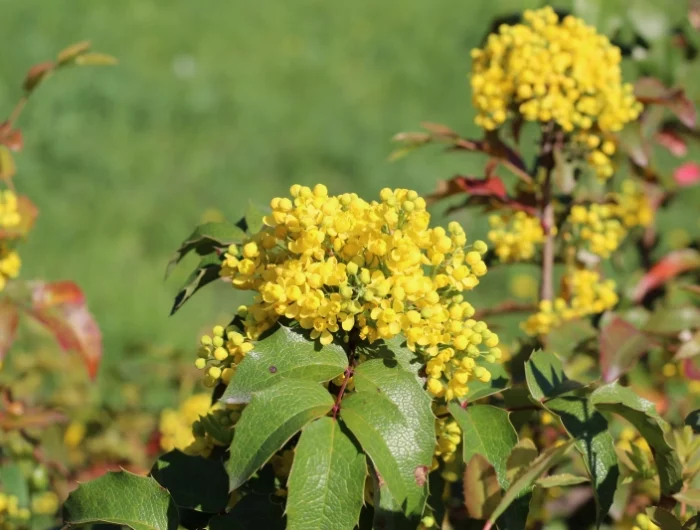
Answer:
187, 403, 241, 457
159, 393, 212, 453
470, 6, 642, 179
0, 493, 30, 527
612, 179, 654, 228
566, 203, 626, 258
523, 268, 618, 335
629, 513, 660, 530
30, 492, 59, 517
0, 248, 21, 291
432, 414, 461, 470
487, 211, 546, 262
221, 185, 500, 400
270, 449, 295, 496
195, 324, 253, 387
0, 190, 21, 228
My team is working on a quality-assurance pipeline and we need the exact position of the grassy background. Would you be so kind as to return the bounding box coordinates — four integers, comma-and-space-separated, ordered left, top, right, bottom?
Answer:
1, 0, 699, 384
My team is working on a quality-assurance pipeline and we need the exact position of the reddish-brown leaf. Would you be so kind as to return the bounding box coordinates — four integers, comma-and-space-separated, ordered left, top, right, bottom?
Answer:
674, 162, 700, 187
655, 129, 687, 157
633, 249, 700, 302
0, 300, 19, 362
28, 281, 102, 379
23, 61, 55, 92
635, 77, 696, 128
0, 123, 23, 152
426, 175, 506, 203
599, 315, 652, 382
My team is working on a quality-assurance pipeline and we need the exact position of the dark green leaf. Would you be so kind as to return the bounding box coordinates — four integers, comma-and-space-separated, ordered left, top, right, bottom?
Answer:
646, 507, 682, 530
591, 383, 683, 495
169, 253, 222, 315
227, 379, 334, 490
62, 471, 179, 530
463, 362, 510, 403
686, 409, 700, 434
487, 441, 574, 526
221, 325, 348, 405
244, 201, 266, 235
286, 417, 366, 530
0, 464, 29, 507
544, 387, 619, 526
643, 306, 700, 335
208, 493, 285, 530
449, 404, 517, 488
370, 464, 415, 530
356, 335, 423, 379
525, 350, 572, 401
536, 474, 589, 488
166, 221, 244, 277
150, 450, 228, 513
463, 454, 502, 519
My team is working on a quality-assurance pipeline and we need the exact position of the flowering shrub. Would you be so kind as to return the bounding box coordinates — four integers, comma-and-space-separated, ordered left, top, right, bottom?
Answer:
59, 5, 700, 530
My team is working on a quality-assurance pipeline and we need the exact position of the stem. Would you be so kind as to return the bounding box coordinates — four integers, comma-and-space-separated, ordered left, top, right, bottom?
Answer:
535, 124, 559, 303
332, 338, 357, 419
6, 96, 28, 129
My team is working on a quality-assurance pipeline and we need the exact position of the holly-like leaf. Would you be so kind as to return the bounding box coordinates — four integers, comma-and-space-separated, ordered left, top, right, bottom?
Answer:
536, 474, 589, 488
463, 454, 502, 519
346, 359, 435, 518
150, 451, 228, 513
525, 350, 571, 401
286, 417, 366, 530
544, 387, 619, 526
591, 383, 683, 495
506, 438, 538, 485
221, 325, 348, 405
463, 362, 510, 403
633, 249, 700, 303
166, 221, 245, 278
356, 335, 423, 379
599, 315, 651, 383
169, 253, 223, 315
449, 403, 517, 488
227, 379, 334, 491
62, 471, 179, 530
485, 441, 574, 529
27, 281, 102, 379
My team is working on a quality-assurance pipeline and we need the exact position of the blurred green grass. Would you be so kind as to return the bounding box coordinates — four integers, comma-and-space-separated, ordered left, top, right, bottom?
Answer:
1, 0, 699, 384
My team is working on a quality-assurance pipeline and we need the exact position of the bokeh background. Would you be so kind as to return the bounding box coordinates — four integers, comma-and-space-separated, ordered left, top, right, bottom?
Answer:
2, 0, 699, 394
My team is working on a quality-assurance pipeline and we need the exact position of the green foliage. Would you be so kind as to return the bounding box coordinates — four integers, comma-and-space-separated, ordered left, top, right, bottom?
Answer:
62, 471, 179, 530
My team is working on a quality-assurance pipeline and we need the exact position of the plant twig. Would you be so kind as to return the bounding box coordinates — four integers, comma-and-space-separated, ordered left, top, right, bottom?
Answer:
535, 124, 559, 302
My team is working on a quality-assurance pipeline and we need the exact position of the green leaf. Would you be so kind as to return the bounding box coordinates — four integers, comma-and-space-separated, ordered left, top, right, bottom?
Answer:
166, 221, 244, 277
506, 439, 538, 486
227, 379, 334, 490
221, 325, 348, 405
463, 454, 502, 519
244, 201, 266, 235
536, 473, 590, 488
62, 471, 179, 530
150, 450, 228, 513
370, 465, 415, 530
208, 494, 285, 530
599, 315, 650, 383
591, 383, 683, 495
544, 387, 619, 526
449, 404, 517, 488
349, 359, 435, 517
486, 441, 574, 527
286, 417, 366, 530
674, 489, 700, 509
525, 350, 572, 401
169, 253, 222, 315
356, 335, 423, 379
646, 507, 683, 530
0, 463, 29, 507
686, 409, 700, 434
463, 362, 510, 403
643, 306, 700, 335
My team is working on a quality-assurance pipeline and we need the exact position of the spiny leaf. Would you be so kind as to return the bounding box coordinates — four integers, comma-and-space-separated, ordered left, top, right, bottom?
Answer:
286, 417, 366, 530
463, 362, 510, 403
62, 470, 179, 530
506, 438, 538, 486
150, 450, 228, 513
544, 387, 619, 526
449, 403, 516, 488
536, 473, 589, 488
463, 454, 502, 519
355, 335, 423, 380
525, 350, 572, 401
166, 221, 244, 278
169, 253, 222, 315
591, 383, 683, 495
346, 359, 435, 518
599, 315, 651, 383
227, 379, 333, 491
221, 325, 348, 405
485, 441, 574, 528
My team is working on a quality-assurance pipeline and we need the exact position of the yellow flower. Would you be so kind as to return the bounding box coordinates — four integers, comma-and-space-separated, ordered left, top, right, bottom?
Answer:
159, 393, 211, 452
470, 7, 642, 180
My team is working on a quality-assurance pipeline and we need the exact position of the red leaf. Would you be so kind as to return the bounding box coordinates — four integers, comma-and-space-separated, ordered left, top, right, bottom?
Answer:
600, 315, 652, 383
673, 162, 700, 187
633, 249, 700, 302
655, 129, 687, 157
0, 122, 23, 152
23, 61, 55, 92
456, 175, 508, 199
684, 358, 700, 381
0, 300, 19, 362
635, 77, 697, 128
28, 281, 102, 379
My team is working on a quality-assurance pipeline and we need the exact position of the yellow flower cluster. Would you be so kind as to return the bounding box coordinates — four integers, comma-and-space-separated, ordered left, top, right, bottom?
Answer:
433, 415, 461, 470
31, 492, 59, 516
523, 268, 618, 335
612, 179, 654, 228
159, 393, 211, 453
188, 403, 241, 457
0, 247, 20, 291
470, 6, 642, 179
222, 185, 500, 400
0, 191, 21, 229
629, 513, 660, 530
0, 493, 31, 527
487, 211, 545, 262
196, 325, 253, 388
